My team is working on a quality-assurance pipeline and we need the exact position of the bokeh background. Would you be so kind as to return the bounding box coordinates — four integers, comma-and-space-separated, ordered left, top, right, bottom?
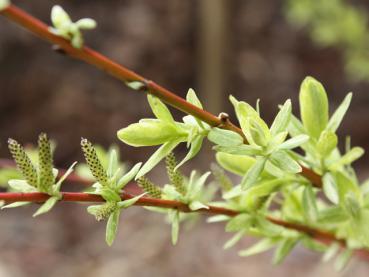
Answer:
1, 0, 369, 276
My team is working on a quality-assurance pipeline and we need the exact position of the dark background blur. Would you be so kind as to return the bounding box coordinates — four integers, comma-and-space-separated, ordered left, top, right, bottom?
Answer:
1, 1, 369, 276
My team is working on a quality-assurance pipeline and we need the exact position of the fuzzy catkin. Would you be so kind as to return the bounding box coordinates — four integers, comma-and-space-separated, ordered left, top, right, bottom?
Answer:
137, 177, 162, 199
8, 138, 38, 187
211, 164, 233, 192
81, 138, 108, 186
37, 133, 55, 192
95, 202, 118, 221
165, 152, 186, 195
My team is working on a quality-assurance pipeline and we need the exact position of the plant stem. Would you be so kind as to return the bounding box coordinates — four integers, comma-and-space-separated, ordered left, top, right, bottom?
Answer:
0, 191, 345, 240
0, 4, 322, 188
1, 190, 369, 260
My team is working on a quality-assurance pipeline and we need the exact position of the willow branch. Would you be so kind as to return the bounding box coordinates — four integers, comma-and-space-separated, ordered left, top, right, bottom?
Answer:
0, 4, 322, 188
0, 191, 346, 241
0, 190, 368, 260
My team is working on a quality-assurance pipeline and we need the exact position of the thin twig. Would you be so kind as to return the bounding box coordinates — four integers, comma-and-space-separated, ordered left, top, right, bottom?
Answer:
0, 190, 368, 260
3, 2, 366, 258
0, 4, 322, 188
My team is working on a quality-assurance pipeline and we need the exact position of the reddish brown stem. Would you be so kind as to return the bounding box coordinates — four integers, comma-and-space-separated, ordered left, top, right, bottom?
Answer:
0, 191, 368, 260
0, 4, 322, 187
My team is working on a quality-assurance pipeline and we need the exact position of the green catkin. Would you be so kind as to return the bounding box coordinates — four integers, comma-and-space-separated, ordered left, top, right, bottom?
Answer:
81, 138, 108, 186
8, 138, 38, 187
137, 177, 162, 199
211, 164, 233, 192
37, 133, 55, 192
95, 202, 118, 221
165, 152, 187, 195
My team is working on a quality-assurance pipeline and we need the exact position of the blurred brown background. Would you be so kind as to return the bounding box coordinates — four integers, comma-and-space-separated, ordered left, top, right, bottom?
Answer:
1, 0, 369, 276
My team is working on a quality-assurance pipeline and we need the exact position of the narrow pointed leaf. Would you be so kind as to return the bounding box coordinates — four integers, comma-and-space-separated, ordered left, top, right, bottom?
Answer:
269, 151, 301, 174
241, 157, 267, 190
136, 139, 183, 179
239, 238, 278, 257
147, 94, 175, 124
33, 196, 59, 217
327, 93, 352, 132
175, 136, 203, 170
116, 162, 142, 190
278, 135, 309, 150
302, 186, 318, 222
270, 99, 291, 135
106, 209, 121, 246
208, 128, 243, 147
118, 193, 146, 209
273, 238, 298, 264
224, 231, 245, 249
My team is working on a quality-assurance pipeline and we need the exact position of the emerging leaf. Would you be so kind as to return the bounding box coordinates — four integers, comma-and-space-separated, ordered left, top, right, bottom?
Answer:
117, 120, 186, 147
106, 209, 121, 246
147, 95, 175, 124
299, 76, 329, 139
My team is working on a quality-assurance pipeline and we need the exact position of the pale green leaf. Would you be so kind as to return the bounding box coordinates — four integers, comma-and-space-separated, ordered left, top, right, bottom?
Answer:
222, 185, 242, 199
299, 76, 329, 139
208, 128, 243, 147
54, 161, 77, 192
186, 88, 203, 109
224, 231, 245, 249
273, 237, 298, 264
100, 188, 121, 202
225, 214, 252, 232
125, 81, 145, 90
334, 249, 352, 271
327, 93, 352, 132
118, 193, 146, 209
107, 149, 118, 178
136, 138, 183, 179
33, 196, 59, 217
266, 131, 288, 153
116, 162, 142, 190
147, 94, 175, 124
329, 147, 364, 171
241, 156, 267, 190
302, 186, 318, 222
246, 117, 270, 147
8, 179, 37, 193
106, 209, 121, 246
75, 18, 97, 29
278, 135, 309, 150
1, 201, 30, 209
216, 152, 256, 176
270, 99, 291, 135
162, 184, 183, 200
187, 171, 211, 200
207, 215, 230, 223
323, 173, 339, 204
170, 210, 180, 245
117, 120, 186, 147
322, 243, 340, 262
317, 130, 338, 157
269, 151, 301, 174
189, 201, 208, 211
214, 145, 262, 156
301, 237, 327, 252
239, 237, 278, 257
175, 136, 203, 170
51, 5, 72, 29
